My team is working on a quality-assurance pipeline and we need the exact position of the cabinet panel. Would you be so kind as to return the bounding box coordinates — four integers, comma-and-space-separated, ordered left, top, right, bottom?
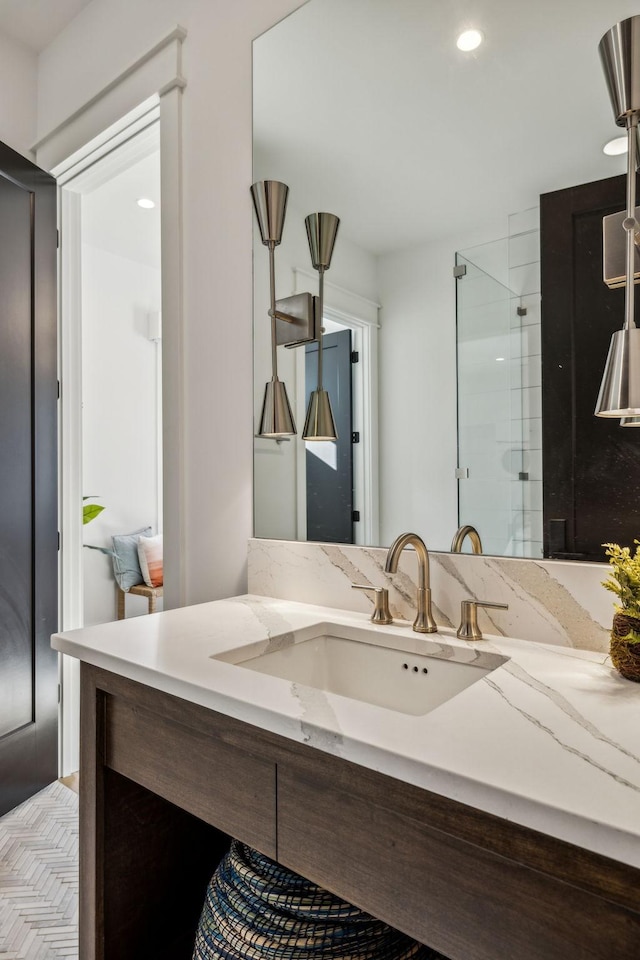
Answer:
81, 665, 640, 960
102, 769, 227, 960
277, 765, 640, 960
106, 694, 276, 857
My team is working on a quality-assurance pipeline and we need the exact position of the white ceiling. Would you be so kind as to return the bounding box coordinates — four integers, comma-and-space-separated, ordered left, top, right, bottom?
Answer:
0, 0, 93, 52
253, 0, 640, 255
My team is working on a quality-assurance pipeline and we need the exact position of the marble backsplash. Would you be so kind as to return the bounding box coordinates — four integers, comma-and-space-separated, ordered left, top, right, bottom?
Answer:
248, 538, 614, 653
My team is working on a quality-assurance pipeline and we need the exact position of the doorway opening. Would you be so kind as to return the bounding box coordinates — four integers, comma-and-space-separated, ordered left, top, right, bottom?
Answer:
293, 304, 379, 547
304, 326, 354, 544
57, 108, 163, 775
79, 130, 162, 626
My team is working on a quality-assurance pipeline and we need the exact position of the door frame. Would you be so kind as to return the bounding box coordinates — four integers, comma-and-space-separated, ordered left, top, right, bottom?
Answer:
292, 269, 380, 546
56, 107, 163, 775
41, 28, 186, 777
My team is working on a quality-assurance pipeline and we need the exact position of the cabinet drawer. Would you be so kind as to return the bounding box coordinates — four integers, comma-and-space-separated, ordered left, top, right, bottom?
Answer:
277, 765, 640, 960
106, 695, 276, 857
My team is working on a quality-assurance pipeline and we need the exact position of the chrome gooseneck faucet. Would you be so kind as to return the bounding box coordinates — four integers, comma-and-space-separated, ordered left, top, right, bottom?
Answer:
384, 532, 437, 633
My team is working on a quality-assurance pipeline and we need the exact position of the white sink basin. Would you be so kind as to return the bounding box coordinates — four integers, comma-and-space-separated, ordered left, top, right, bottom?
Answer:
214, 623, 507, 716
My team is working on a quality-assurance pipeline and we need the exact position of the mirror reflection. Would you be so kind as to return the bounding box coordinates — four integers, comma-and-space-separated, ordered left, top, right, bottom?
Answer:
252, 0, 636, 558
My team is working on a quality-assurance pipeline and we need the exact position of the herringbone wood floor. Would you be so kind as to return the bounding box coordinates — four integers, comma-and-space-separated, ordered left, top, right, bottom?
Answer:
0, 781, 78, 959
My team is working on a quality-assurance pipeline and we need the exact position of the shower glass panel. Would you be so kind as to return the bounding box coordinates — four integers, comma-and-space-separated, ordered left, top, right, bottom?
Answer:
455, 252, 528, 557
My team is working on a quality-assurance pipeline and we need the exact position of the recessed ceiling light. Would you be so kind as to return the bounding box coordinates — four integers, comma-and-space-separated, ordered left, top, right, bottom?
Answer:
603, 136, 627, 156
137, 197, 155, 209
495, 357, 505, 362
457, 29, 483, 52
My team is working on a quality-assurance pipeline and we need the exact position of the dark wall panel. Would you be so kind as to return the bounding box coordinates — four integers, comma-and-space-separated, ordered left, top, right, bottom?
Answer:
541, 174, 640, 561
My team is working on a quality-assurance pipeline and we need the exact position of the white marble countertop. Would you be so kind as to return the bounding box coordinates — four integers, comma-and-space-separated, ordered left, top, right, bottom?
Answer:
52, 594, 640, 869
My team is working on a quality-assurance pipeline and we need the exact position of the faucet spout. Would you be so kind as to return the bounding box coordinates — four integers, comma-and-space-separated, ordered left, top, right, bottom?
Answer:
451, 524, 483, 555
384, 532, 437, 633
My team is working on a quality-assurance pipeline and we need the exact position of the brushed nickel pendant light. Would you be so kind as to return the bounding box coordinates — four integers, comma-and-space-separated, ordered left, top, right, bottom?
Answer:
251, 180, 297, 438
302, 212, 340, 441
595, 17, 640, 418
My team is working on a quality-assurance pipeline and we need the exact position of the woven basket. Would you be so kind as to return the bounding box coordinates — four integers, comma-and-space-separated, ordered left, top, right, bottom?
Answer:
610, 612, 640, 682
193, 840, 447, 960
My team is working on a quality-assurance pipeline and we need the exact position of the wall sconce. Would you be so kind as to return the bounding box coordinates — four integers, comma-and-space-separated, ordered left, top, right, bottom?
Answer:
251, 180, 296, 437
595, 16, 640, 419
251, 181, 341, 441
302, 213, 340, 441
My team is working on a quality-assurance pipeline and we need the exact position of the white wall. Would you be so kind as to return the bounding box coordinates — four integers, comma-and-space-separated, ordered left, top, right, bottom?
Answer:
376, 217, 505, 551
81, 242, 161, 624
0, 30, 37, 158
253, 197, 378, 540
36, 0, 306, 605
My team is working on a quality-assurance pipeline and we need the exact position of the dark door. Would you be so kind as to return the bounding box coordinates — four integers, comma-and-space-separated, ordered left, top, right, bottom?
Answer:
541, 173, 640, 561
0, 143, 58, 815
305, 330, 354, 543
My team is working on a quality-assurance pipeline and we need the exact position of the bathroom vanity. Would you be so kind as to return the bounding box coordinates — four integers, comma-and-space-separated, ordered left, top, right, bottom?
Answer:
52, 596, 640, 960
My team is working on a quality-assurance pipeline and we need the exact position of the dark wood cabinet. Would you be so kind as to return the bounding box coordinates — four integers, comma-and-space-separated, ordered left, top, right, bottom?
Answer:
81, 664, 640, 960
277, 764, 640, 960
106, 692, 276, 854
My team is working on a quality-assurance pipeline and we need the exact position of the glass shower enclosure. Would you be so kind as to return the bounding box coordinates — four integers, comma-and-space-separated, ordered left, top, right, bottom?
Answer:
455, 240, 542, 558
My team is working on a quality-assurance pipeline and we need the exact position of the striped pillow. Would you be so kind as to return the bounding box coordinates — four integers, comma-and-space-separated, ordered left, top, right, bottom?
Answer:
137, 534, 163, 588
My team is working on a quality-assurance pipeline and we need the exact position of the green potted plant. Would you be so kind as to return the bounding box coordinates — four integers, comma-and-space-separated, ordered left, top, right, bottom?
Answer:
603, 541, 640, 681
83, 496, 104, 525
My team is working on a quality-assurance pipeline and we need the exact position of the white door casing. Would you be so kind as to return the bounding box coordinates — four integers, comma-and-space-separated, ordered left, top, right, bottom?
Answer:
44, 28, 186, 777
292, 268, 380, 547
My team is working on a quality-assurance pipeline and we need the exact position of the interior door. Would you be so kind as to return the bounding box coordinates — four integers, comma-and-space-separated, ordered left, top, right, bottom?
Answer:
305, 330, 354, 543
541, 173, 640, 561
0, 142, 58, 816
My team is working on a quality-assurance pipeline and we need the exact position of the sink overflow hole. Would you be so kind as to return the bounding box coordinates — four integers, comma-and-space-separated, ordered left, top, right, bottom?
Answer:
401, 663, 428, 675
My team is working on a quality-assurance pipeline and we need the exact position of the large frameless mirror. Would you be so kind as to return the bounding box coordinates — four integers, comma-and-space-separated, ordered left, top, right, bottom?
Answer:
252, 0, 638, 559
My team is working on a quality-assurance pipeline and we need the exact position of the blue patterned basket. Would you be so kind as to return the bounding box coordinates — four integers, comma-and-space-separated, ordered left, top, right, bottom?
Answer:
193, 841, 448, 960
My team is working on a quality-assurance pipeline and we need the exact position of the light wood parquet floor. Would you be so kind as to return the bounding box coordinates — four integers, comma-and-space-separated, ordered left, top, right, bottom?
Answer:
0, 780, 78, 959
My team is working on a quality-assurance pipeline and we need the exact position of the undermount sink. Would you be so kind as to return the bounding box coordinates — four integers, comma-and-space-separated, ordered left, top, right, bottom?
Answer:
213, 623, 507, 716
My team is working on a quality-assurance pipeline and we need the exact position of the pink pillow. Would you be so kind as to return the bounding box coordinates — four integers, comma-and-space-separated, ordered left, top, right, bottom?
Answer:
137, 534, 163, 588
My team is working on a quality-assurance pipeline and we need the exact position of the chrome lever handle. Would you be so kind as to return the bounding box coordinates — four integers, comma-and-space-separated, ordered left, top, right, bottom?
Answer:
457, 599, 508, 641
351, 584, 393, 624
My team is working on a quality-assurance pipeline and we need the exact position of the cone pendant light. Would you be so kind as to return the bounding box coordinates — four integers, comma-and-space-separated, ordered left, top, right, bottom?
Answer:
302, 213, 340, 441
251, 180, 296, 437
595, 17, 640, 417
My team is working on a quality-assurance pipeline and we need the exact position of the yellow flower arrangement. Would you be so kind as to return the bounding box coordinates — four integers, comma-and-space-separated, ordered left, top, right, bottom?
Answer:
603, 542, 640, 679
602, 541, 640, 628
